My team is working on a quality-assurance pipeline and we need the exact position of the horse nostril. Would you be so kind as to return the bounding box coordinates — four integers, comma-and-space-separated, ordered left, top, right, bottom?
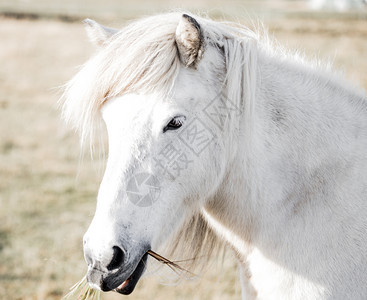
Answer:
107, 246, 124, 271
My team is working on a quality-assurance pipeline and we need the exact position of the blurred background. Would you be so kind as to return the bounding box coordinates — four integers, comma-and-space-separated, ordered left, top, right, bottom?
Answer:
0, 0, 366, 299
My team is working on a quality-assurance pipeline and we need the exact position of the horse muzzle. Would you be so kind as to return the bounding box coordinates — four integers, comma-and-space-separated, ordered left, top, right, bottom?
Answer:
84, 240, 150, 295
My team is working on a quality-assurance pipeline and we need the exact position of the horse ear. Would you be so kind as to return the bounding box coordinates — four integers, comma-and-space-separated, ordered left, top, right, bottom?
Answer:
83, 19, 118, 47
175, 14, 204, 68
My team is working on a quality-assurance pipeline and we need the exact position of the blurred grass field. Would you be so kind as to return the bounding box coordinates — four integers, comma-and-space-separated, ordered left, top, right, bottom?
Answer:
0, 1, 366, 299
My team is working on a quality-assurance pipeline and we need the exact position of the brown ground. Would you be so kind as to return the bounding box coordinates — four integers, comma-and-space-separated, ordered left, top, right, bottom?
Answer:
0, 5, 366, 300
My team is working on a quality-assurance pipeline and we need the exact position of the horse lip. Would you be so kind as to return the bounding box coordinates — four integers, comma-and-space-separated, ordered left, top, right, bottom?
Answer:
114, 253, 148, 295
100, 252, 148, 293
99, 262, 135, 292
98, 246, 150, 292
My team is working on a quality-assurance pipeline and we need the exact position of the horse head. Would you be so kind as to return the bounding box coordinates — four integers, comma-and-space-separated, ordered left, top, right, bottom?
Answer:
71, 13, 233, 294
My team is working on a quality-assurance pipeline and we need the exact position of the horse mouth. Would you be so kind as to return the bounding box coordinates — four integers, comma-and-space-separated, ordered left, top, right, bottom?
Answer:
102, 253, 148, 295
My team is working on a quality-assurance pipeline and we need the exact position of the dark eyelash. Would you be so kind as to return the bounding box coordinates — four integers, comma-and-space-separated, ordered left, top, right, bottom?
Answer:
163, 116, 185, 133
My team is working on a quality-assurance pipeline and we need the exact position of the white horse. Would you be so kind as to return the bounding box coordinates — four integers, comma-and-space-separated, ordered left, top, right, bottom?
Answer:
62, 12, 367, 299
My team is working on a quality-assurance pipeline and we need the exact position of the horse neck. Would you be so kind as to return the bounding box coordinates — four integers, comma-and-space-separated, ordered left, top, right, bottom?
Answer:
205, 50, 367, 247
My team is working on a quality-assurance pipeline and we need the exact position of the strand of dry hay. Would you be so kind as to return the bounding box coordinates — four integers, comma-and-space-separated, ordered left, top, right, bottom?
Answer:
147, 250, 196, 277
62, 275, 101, 300
63, 250, 195, 300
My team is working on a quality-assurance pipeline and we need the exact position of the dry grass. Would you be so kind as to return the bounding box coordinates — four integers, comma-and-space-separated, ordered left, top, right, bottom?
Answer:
0, 3, 366, 299
63, 250, 197, 300
63, 276, 101, 300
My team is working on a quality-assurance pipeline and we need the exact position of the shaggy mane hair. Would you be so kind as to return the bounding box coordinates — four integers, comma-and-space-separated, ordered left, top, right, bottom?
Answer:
61, 12, 262, 147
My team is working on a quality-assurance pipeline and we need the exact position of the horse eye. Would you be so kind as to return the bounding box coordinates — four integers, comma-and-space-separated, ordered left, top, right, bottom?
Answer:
163, 116, 186, 133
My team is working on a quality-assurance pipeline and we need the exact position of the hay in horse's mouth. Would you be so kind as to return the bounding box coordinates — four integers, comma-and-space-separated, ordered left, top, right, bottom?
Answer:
147, 250, 195, 276
63, 250, 194, 299
113, 250, 194, 294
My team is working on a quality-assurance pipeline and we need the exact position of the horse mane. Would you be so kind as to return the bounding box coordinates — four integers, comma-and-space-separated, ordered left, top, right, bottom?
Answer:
61, 13, 181, 149
61, 11, 360, 273
61, 12, 264, 147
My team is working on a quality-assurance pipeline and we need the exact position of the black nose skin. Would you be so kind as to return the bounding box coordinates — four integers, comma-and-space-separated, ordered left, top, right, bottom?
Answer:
107, 246, 125, 271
